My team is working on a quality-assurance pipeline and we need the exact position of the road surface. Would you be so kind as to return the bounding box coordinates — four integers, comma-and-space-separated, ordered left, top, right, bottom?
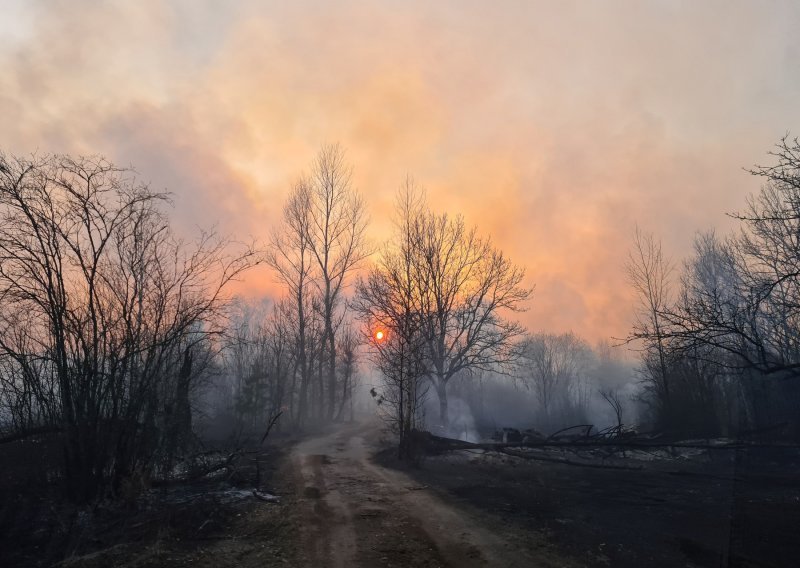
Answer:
287, 420, 557, 567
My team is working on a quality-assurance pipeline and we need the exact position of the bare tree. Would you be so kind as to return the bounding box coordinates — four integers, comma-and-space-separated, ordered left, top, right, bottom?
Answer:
266, 181, 316, 427
523, 332, 593, 429
225, 298, 269, 430
266, 147, 368, 425
355, 181, 531, 443
0, 152, 258, 501
263, 299, 294, 427
221, 298, 294, 435
626, 136, 800, 438
335, 324, 359, 422
666, 139, 800, 377
353, 185, 429, 459
626, 226, 674, 427
414, 202, 532, 426
305, 145, 369, 420
599, 387, 624, 429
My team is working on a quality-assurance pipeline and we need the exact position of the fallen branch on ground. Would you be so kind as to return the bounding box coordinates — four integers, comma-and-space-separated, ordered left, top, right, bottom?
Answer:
416, 430, 800, 452
0, 425, 62, 444
151, 450, 244, 487
500, 447, 643, 470
252, 489, 280, 502
260, 411, 283, 445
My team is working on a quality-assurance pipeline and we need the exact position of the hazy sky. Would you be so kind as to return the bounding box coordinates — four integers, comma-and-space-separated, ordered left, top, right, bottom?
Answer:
2, 1, 799, 343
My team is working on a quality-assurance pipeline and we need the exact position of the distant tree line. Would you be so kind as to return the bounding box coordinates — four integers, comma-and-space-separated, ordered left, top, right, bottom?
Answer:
440, 334, 633, 437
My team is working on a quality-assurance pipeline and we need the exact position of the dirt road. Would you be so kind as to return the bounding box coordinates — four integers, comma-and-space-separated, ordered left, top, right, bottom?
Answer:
287, 421, 563, 568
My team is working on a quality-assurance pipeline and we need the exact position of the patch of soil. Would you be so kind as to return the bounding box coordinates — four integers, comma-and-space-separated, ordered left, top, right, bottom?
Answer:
379, 445, 800, 567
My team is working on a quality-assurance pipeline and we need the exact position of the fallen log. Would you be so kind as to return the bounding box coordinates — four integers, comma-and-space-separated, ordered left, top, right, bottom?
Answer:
0, 425, 62, 444
414, 431, 643, 471
413, 429, 800, 474
547, 424, 594, 441
252, 489, 280, 503
151, 450, 244, 487
416, 430, 800, 452
500, 447, 643, 471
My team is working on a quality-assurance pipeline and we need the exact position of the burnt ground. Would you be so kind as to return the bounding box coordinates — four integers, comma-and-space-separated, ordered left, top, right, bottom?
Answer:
2, 421, 572, 568
4, 424, 799, 567
379, 442, 800, 567
0, 436, 296, 568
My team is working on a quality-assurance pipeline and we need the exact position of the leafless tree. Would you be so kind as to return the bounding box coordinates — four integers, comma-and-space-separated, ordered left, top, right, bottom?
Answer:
626, 227, 675, 426
263, 299, 294, 425
599, 387, 624, 429
335, 324, 359, 422
266, 180, 316, 427
627, 136, 800, 438
414, 201, 532, 427
355, 180, 531, 447
666, 139, 800, 377
266, 147, 368, 426
522, 332, 593, 429
306, 145, 369, 420
220, 298, 294, 435
0, 152, 258, 501
353, 185, 429, 459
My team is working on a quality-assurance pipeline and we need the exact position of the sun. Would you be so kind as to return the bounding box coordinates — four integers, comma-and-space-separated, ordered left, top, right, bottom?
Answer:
374, 330, 385, 341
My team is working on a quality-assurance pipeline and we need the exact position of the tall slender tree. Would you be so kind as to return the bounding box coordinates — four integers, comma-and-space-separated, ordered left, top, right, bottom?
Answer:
306, 145, 369, 420
626, 226, 674, 426
266, 180, 315, 427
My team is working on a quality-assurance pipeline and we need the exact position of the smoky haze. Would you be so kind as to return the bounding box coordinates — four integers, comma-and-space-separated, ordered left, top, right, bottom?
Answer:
2, 4, 800, 567
422, 337, 638, 443
2, 1, 799, 343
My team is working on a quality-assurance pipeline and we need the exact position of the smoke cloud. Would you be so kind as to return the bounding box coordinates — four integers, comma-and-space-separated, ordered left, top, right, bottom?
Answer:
2, 0, 799, 342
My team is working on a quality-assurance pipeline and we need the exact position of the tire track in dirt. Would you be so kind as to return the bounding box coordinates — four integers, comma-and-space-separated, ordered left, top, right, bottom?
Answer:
289, 420, 558, 567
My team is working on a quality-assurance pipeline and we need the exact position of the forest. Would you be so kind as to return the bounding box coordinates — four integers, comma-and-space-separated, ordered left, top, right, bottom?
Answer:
4, 1, 800, 565
2, 138, 800, 565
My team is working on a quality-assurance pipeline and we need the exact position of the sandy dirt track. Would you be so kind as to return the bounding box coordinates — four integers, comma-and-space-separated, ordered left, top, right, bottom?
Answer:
287, 420, 563, 568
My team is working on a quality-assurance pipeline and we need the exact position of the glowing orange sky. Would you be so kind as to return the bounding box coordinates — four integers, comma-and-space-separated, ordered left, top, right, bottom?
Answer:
2, 1, 799, 344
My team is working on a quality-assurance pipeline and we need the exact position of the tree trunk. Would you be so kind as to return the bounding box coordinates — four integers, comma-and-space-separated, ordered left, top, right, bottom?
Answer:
327, 329, 337, 420
335, 372, 349, 422
297, 371, 309, 428
435, 379, 449, 427
325, 288, 337, 421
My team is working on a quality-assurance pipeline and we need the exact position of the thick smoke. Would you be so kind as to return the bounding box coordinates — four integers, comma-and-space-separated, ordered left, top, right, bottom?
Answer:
440, 337, 639, 439
2, 1, 795, 345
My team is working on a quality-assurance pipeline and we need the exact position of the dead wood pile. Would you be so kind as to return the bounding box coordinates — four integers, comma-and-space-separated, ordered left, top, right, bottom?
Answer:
411, 423, 798, 471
